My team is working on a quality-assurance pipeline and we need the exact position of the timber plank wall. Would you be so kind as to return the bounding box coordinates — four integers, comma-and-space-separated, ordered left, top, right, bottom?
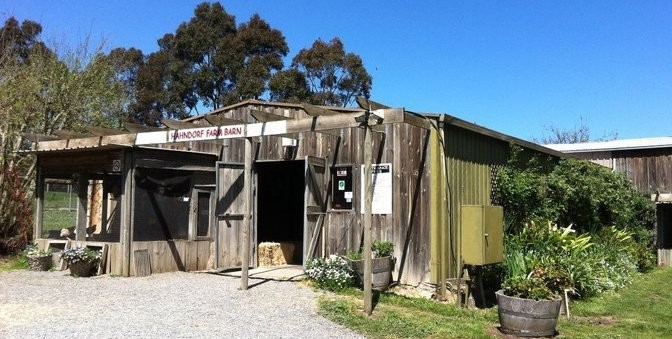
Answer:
196, 103, 433, 285
574, 148, 672, 194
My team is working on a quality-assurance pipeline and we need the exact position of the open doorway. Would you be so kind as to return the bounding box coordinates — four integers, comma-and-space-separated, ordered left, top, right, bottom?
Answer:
255, 160, 305, 264
658, 203, 672, 249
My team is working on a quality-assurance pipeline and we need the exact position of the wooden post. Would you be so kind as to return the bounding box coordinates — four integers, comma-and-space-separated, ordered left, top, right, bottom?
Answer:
120, 151, 135, 277
33, 164, 44, 241
241, 137, 253, 290
76, 174, 88, 241
363, 125, 373, 315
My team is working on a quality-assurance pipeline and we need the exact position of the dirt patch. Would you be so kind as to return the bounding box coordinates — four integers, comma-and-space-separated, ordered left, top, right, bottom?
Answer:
574, 315, 616, 326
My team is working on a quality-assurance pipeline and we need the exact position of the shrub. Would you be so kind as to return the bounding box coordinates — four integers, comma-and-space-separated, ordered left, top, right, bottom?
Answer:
60, 246, 101, 265
305, 256, 355, 291
494, 147, 655, 238
502, 221, 643, 299
0, 165, 33, 255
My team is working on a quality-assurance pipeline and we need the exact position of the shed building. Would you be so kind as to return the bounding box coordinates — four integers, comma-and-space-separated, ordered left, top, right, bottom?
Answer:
30, 99, 563, 288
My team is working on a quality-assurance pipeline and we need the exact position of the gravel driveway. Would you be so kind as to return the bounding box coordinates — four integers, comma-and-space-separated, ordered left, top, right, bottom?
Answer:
0, 270, 362, 338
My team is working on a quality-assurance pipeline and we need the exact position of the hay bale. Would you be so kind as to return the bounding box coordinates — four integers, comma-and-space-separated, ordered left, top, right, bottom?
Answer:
258, 242, 296, 266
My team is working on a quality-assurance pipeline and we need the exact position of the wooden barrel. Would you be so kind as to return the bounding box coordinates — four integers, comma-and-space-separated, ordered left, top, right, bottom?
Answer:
349, 256, 393, 290
495, 290, 562, 337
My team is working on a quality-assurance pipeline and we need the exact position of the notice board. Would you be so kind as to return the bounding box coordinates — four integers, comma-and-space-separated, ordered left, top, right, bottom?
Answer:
360, 163, 392, 214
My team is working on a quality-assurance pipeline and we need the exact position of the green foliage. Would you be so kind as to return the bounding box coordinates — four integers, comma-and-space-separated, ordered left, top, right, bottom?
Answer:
305, 256, 355, 291
502, 221, 643, 299
372, 240, 394, 258
495, 147, 655, 236
494, 146, 656, 272
286, 37, 372, 107
345, 250, 363, 261
0, 165, 32, 254
0, 17, 130, 254
502, 221, 583, 299
347, 240, 395, 260
134, 3, 289, 124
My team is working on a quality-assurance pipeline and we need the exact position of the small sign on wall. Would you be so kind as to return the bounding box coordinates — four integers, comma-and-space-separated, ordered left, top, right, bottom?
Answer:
361, 163, 392, 214
112, 159, 121, 172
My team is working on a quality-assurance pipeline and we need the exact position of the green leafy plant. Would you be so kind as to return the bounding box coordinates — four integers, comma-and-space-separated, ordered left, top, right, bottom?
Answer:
345, 250, 363, 261
305, 255, 355, 291
372, 240, 394, 258
348, 240, 395, 260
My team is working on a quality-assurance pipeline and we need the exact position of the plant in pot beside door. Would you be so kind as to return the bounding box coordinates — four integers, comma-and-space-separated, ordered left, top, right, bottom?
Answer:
346, 240, 395, 290
25, 244, 53, 271
61, 247, 102, 277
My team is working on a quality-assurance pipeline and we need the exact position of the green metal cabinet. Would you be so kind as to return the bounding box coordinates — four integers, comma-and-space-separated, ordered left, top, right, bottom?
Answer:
460, 205, 504, 265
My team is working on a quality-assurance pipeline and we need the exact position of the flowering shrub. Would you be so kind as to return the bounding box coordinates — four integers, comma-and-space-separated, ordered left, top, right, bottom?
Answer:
305, 256, 355, 291
60, 246, 101, 265
24, 244, 52, 257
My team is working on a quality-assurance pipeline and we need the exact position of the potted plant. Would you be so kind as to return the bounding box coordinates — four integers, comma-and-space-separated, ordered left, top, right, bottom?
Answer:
497, 253, 574, 336
25, 244, 53, 271
346, 240, 395, 290
61, 246, 102, 277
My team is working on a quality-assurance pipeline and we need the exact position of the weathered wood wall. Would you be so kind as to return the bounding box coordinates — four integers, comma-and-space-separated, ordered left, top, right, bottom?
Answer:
612, 148, 672, 194
204, 103, 432, 285
571, 148, 672, 195
131, 240, 210, 275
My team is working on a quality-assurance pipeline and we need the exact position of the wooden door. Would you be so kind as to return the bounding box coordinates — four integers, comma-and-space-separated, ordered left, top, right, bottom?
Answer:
304, 156, 329, 264
216, 162, 247, 269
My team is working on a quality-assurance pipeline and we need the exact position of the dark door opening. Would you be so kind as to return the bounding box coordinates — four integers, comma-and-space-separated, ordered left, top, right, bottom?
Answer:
256, 160, 304, 264
658, 203, 672, 249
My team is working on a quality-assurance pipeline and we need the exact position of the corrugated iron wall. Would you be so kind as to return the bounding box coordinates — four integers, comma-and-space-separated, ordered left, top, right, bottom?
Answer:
432, 123, 509, 282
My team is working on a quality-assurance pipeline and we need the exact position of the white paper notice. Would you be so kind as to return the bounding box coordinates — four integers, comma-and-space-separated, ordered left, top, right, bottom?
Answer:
361, 163, 392, 214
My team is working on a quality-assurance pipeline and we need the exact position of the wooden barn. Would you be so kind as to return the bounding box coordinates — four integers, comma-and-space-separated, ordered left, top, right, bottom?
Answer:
28, 99, 563, 289
547, 137, 672, 266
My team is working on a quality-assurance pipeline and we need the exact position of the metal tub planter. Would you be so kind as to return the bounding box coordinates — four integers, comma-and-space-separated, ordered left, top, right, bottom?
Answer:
495, 290, 562, 337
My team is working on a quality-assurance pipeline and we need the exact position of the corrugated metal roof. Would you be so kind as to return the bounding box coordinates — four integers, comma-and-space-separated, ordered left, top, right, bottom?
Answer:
545, 137, 672, 153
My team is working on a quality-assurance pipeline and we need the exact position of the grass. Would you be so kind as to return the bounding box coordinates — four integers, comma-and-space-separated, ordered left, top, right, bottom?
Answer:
318, 289, 497, 338
558, 268, 672, 338
43, 190, 77, 234
0, 255, 28, 271
318, 268, 672, 338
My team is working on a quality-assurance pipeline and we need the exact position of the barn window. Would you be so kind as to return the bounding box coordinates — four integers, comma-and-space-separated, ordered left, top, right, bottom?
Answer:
133, 168, 192, 241
331, 166, 353, 210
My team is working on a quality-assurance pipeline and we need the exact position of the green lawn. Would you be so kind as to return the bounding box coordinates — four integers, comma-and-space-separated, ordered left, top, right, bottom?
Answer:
318, 268, 672, 338
43, 190, 77, 235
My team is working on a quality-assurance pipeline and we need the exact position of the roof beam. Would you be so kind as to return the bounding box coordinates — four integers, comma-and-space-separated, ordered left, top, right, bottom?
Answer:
124, 122, 164, 133
52, 130, 91, 139
302, 103, 343, 117
163, 119, 210, 130
88, 126, 128, 136
250, 109, 292, 122
22, 133, 60, 142
356, 96, 390, 110
203, 114, 244, 126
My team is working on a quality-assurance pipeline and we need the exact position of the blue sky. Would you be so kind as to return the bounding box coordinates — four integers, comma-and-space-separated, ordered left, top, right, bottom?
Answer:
2, 1, 671, 141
